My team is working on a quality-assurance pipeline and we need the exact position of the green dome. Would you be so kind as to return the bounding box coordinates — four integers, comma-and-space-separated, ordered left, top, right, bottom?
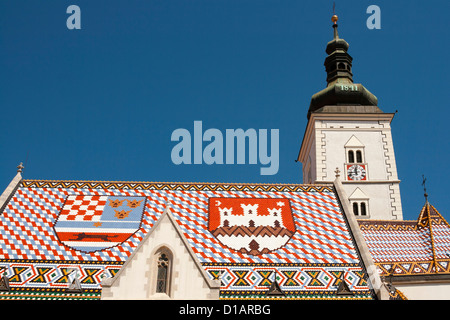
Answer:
307, 22, 380, 119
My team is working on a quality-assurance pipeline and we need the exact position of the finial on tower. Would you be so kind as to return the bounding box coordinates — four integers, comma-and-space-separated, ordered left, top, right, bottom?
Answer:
332, 14, 338, 24
17, 162, 24, 173
331, 2, 339, 39
335, 167, 341, 178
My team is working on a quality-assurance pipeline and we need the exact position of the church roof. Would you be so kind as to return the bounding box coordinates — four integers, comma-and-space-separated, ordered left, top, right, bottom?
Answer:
0, 178, 376, 300
358, 202, 450, 278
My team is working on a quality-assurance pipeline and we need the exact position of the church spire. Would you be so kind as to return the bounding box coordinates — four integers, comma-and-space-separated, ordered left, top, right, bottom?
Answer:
324, 14, 353, 85
307, 13, 380, 119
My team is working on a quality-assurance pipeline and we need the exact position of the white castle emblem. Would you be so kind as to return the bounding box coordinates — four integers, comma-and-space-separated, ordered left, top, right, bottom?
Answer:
218, 202, 285, 228
208, 197, 296, 256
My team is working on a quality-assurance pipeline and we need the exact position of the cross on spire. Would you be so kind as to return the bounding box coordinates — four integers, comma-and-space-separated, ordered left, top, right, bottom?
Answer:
422, 174, 428, 203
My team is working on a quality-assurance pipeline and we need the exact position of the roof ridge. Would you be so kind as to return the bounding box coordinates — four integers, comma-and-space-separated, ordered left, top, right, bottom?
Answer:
20, 178, 334, 187
429, 204, 450, 227
418, 203, 448, 273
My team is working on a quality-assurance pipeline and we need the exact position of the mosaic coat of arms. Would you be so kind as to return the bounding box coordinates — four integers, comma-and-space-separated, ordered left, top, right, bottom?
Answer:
208, 197, 296, 255
53, 195, 146, 253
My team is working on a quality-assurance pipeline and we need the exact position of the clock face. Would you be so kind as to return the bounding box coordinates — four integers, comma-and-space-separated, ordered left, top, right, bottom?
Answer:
347, 164, 367, 181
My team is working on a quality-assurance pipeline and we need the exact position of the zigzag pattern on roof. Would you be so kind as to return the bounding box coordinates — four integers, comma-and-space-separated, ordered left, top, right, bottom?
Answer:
359, 221, 417, 231
376, 260, 450, 276
203, 264, 369, 296
20, 180, 334, 193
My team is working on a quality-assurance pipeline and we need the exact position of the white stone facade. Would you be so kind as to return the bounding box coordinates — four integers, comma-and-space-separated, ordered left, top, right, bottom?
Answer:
395, 283, 450, 300
298, 111, 403, 220
101, 209, 220, 300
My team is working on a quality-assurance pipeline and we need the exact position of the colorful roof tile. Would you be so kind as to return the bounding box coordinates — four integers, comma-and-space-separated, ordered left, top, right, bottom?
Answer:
359, 202, 450, 277
0, 179, 376, 299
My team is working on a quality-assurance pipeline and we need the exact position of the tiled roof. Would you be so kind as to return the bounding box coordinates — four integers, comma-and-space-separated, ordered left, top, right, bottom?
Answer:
0, 179, 375, 299
359, 202, 450, 277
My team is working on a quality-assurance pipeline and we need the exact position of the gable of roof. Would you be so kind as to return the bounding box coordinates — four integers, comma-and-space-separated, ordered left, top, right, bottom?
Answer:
0, 178, 377, 300
101, 207, 220, 299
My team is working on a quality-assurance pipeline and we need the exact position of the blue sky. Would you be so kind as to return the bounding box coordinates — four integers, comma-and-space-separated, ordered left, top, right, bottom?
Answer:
0, 0, 448, 221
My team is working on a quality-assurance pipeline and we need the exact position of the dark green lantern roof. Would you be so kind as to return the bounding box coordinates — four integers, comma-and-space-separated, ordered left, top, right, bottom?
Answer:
307, 15, 381, 119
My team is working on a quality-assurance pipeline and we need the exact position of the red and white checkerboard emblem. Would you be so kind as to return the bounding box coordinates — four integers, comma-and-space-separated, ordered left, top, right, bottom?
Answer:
208, 197, 296, 255
58, 196, 107, 221
53, 195, 145, 253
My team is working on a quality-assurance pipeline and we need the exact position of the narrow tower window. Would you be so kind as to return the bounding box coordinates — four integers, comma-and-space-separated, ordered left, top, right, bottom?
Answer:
360, 203, 367, 216
356, 150, 363, 163
349, 188, 369, 218
353, 202, 359, 216
348, 151, 355, 163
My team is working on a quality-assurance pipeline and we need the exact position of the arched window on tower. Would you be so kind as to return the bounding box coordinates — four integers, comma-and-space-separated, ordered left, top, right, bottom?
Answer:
349, 188, 370, 218
353, 202, 359, 216
345, 136, 366, 168
348, 150, 355, 163
356, 150, 363, 163
360, 202, 367, 216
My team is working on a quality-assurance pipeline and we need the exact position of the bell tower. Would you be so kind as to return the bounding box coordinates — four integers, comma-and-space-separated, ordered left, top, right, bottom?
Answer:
297, 14, 403, 220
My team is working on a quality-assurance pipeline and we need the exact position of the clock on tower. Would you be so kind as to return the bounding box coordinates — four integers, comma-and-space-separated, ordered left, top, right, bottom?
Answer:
346, 164, 367, 181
